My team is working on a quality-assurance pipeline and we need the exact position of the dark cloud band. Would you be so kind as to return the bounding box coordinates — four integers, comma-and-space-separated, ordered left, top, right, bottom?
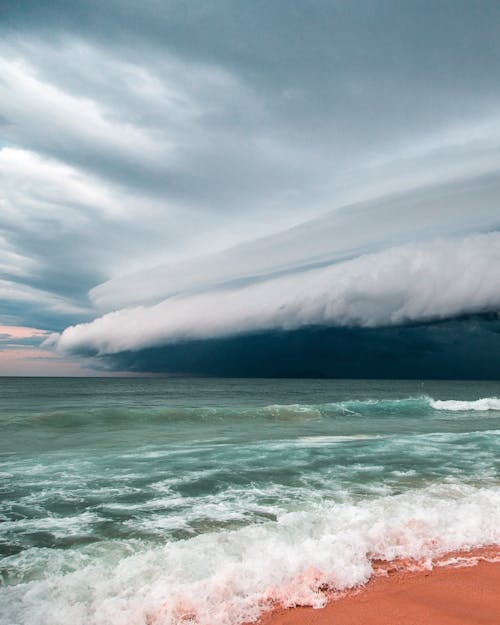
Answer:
93, 315, 500, 379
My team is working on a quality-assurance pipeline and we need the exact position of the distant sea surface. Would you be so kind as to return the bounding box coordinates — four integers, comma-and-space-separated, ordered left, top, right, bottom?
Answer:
1, 377, 500, 625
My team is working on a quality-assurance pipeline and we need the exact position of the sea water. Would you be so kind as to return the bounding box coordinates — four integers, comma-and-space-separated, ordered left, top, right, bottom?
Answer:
1, 377, 499, 625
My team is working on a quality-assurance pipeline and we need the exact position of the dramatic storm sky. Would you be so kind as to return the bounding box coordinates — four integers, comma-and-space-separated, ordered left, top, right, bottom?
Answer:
1, 1, 500, 377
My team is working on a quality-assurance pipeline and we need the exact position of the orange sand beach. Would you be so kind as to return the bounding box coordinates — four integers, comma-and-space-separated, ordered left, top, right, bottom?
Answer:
256, 547, 500, 625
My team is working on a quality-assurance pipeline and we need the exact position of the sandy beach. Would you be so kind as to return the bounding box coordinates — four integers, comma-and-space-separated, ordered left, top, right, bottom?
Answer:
257, 548, 500, 625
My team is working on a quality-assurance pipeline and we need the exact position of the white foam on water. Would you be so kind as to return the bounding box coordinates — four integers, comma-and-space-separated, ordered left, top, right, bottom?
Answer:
1, 482, 499, 625
0, 511, 102, 537
261, 404, 322, 421
295, 434, 382, 445
430, 397, 500, 411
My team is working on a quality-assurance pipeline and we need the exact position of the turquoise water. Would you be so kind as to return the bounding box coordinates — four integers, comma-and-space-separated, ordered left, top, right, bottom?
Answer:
1, 378, 500, 625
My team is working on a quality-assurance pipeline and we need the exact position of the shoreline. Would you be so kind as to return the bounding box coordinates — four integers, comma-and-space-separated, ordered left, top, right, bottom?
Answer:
256, 546, 500, 625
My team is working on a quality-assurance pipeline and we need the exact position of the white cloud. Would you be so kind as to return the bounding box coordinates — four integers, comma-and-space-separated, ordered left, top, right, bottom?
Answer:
55, 232, 500, 356
0, 147, 125, 224
0, 278, 90, 315
89, 175, 500, 311
0, 53, 170, 170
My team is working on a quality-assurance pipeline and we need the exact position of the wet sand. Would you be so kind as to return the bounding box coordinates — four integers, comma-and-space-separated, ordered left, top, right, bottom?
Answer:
257, 548, 500, 625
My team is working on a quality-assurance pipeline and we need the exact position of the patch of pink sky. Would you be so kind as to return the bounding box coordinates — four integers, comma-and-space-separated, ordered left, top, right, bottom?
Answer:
0, 325, 92, 375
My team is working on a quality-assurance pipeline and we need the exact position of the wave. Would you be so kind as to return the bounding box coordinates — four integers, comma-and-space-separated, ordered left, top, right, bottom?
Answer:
6, 395, 500, 431
1, 482, 499, 625
339, 396, 500, 414
429, 397, 500, 411
257, 397, 500, 420
337, 397, 430, 414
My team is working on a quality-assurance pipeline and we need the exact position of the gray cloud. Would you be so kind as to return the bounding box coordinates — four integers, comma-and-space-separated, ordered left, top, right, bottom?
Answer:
2, 1, 500, 373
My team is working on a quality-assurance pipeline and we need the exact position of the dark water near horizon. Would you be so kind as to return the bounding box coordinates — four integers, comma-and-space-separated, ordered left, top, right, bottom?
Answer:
1, 377, 500, 625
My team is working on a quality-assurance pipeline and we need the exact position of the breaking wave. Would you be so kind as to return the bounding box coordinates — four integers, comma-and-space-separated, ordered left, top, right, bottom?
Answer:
1, 483, 499, 625
429, 397, 500, 411
7, 396, 500, 432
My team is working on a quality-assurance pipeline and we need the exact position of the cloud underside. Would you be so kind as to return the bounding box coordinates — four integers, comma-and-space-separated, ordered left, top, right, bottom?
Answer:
79, 316, 500, 379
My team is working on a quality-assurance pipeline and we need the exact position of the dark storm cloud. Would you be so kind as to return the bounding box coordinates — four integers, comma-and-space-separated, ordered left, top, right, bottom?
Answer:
91, 315, 500, 380
2, 1, 500, 374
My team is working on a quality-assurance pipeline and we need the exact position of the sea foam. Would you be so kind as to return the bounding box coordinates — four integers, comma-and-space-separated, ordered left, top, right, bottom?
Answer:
1, 482, 499, 625
429, 397, 500, 411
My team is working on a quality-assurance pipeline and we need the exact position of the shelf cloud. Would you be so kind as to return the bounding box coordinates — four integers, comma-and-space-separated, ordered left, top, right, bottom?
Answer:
52, 231, 500, 358
2, 1, 500, 375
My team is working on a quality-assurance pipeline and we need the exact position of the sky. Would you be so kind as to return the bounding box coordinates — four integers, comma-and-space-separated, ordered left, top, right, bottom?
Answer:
1, 1, 500, 377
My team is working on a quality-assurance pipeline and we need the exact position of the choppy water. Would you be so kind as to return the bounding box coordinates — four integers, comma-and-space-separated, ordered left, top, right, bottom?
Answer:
1, 377, 500, 625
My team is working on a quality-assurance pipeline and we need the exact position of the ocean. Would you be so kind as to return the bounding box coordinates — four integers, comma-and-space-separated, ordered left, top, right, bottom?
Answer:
1, 377, 499, 625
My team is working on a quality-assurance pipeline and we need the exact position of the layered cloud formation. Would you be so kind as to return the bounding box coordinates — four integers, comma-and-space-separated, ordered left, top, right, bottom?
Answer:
2, 1, 500, 375
54, 230, 500, 355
